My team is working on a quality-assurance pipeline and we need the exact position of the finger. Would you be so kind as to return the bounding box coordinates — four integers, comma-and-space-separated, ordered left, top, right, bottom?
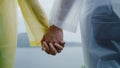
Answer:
53, 42, 62, 53
54, 43, 63, 50
41, 43, 45, 51
43, 41, 49, 51
41, 35, 45, 43
42, 47, 45, 51
41, 36, 46, 51
43, 42, 50, 54
49, 43, 58, 55
57, 50, 62, 53
59, 41, 65, 47
60, 41, 65, 45
41, 45, 50, 54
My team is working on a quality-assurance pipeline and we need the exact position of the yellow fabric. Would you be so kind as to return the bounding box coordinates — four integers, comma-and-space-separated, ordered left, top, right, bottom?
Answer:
18, 0, 49, 46
0, 0, 17, 68
0, 0, 49, 68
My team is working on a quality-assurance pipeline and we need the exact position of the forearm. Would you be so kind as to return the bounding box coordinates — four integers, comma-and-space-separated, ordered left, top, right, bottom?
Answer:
50, 0, 75, 25
50, 0, 84, 32
18, 0, 49, 46
26, 0, 49, 27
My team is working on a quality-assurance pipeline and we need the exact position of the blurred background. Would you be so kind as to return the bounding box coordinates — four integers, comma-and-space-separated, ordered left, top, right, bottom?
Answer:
15, 0, 84, 68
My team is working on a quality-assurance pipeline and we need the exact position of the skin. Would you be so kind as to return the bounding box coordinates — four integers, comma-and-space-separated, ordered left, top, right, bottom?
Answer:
41, 25, 65, 55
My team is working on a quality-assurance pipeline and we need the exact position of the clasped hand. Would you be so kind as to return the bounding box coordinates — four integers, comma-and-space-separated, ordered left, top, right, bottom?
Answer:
41, 25, 65, 55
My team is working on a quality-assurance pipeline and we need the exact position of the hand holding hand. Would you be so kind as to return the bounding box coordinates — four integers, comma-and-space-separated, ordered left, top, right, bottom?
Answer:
41, 25, 65, 55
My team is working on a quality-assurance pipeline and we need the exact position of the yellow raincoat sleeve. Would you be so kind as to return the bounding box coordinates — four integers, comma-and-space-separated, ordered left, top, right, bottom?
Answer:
18, 0, 49, 46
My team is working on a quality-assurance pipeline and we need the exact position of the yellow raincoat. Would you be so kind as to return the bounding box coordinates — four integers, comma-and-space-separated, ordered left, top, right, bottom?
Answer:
0, 0, 49, 68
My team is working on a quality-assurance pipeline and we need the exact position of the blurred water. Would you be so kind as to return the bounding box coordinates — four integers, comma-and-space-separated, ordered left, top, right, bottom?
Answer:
15, 47, 84, 68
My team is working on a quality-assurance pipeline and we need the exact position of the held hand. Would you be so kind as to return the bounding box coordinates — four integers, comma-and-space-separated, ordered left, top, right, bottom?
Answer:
42, 41, 65, 55
41, 25, 65, 55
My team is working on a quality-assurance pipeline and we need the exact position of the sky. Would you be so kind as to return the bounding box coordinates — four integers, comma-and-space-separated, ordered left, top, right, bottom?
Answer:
17, 0, 81, 42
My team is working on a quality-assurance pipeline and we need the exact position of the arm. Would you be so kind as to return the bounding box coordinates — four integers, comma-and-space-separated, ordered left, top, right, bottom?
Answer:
50, 0, 84, 32
41, 0, 78, 55
41, 0, 84, 55
18, 0, 49, 46
18, 0, 64, 55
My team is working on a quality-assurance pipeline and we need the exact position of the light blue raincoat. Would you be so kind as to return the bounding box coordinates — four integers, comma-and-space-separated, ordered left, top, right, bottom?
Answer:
50, 0, 120, 68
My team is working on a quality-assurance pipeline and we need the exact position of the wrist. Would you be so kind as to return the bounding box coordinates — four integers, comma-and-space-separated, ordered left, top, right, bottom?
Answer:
50, 25, 62, 31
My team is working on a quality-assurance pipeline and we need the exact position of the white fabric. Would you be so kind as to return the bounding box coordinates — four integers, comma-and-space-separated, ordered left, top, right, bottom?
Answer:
111, 0, 120, 18
50, 0, 84, 33
50, 0, 120, 68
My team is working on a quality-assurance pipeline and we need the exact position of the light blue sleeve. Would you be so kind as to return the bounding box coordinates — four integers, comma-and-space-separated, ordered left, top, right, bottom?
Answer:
49, 0, 84, 33
111, 0, 120, 18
